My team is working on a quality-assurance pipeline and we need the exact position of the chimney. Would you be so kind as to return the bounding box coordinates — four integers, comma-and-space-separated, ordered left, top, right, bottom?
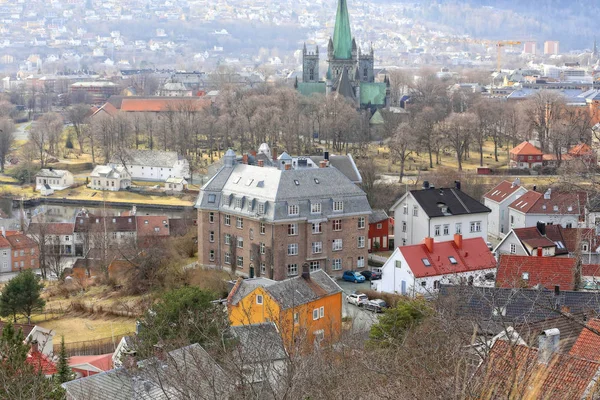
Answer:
537, 247, 543, 257
538, 328, 560, 364
319, 160, 327, 168
424, 237, 434, 253
123, 350, 137, 369
422, 180, 430, 190
258, 160, 264, 167
324, 151, 329, 161
272, 146, 278, 161
242, 154, 248, 165
454, 234, 463, 249
533, 185, 537, 192
544, 188, 551, 200
284, 163, 291, 171
554, 285, 560, 296
301, 263, 310, 280
1, 226, 5, 238
536, 221, 546, 236
250, 150, 257, 157
30, 340, 39, 354
454, 180, 461, 191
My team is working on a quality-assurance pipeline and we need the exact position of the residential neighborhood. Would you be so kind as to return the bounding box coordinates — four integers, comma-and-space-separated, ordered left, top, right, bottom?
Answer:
1, 0, 600, 398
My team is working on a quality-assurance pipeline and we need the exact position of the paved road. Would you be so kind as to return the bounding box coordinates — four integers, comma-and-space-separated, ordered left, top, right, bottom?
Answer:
14, 121, 32, 141
336, 278, 381, 333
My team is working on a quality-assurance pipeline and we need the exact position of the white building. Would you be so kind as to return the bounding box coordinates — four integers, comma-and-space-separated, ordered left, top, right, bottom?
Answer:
165, 176, 187, 192
508, 188, 584, 230
35, 169, 74, 192
109, 149, 190, 182
483, 179, 528, 239
375, 235, 497, 297
390, 183, 491, 246
89, 165, 131, 191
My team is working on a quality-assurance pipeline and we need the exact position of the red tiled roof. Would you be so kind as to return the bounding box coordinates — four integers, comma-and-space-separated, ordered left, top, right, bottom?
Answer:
481, 339, 600, 399
398, 236, 496, 278
69, 353, 113, 372
510, 141, 543, 156
569, 143, 593, 157
582, 264, 600, 277
508, 190, 585, 217
496, 254, 576, 290
512, 225, 568, 255
507, 190, 542, 213
6, 234, 37, 249
28, 222, 74, 236
569, 319, 600, 361
120, 97, 210, 112
136, 216, 170, 237
483, 180, 524, 203
0, 235, 10, 249
562, 228, 600, 254
0, 321, 35, 337
543, 153, 573, 161
74, 215, 137, 233
27, 349, 57, 376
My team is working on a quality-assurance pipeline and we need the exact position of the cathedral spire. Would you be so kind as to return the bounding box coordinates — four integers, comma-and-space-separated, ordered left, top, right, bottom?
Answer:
333, 0, 353, 60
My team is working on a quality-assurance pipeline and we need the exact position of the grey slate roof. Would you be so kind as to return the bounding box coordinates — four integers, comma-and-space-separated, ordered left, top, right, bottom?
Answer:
110, 149, 182, 168
308, 154, 362, 184
35, 168, 70, 178
438, 285, 600, 335
196, 162, 371, 222
409, 188, 490, 217
230, 323, 287, 363
369, 209, 388, 224
62, 344, 232, 400
229, 270, 342, 310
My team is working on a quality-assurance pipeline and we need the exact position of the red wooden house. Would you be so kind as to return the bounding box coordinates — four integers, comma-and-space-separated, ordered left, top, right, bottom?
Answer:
368, 210, 390, 252
509, 141, 543, 169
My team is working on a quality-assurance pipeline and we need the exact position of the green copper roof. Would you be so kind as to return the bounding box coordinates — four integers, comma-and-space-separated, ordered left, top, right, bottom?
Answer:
369, 109, 385, 125
360, 82, 386, 106
297, 82, 326, 97
333, 0, 353, 60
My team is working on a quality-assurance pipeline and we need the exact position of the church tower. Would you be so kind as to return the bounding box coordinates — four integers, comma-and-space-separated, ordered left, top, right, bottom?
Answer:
302, 43, 319, 83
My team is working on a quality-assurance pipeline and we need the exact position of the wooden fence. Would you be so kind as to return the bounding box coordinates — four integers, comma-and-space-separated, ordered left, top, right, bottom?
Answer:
56, 332, 133, 357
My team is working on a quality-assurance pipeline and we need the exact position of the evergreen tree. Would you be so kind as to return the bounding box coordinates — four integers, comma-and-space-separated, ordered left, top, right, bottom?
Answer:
0, 270, 46, 323
369, 298, 433, 348
55, 336, 74, 384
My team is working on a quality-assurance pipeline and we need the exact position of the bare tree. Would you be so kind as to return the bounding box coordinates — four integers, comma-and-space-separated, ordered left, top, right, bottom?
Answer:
0, 118, 15, 173
389, 123, 416, 183
439, 112, 478, 171
67, 103, 91, 153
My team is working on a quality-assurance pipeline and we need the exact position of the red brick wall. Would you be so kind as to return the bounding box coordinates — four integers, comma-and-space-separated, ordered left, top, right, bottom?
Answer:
11, 246, 39, 272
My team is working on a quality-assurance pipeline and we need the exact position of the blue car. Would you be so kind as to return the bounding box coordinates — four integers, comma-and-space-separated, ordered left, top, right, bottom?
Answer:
343, 270, 366, 283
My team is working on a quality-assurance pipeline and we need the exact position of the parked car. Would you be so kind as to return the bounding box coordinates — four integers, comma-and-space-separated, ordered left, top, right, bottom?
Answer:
364, 299, 388, 313
342, 270, 366, 283
360, 270, 382, 281
346, 293, 368, 306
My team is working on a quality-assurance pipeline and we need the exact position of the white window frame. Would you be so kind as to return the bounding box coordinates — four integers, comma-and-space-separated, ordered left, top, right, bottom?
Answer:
332, 258, 342, 270
310, 261, 320, 271
260, 222, 266, 235
288, 264, 298, 276
237, 256, 243, 268
288, 223, 298, 236
224, 214, 231, 226
224, 234, 231, 245
312, 222, 322, 234
237, 236, 244, 249
209, 231, 214, 243
456, 223, 462, 234
288, 243, 298, 256
332, 220, 342, 231
333, 201, 343, 212
358, 236, 365, 248
332, 239, 343, 251
288, 204, 299, 216
443, 224, 449, 236
256, 294, 263, 305
312, 241, 323, 254
313, 309, 319, 320
434, 225, 441, 236
357, 256, 365, 268
358, 217, 365, 229
236, 217, 243, 229
510, 243, 516, 254
209, 212, 215, 223
470, 221, 482, 233
311, 202, 321, 214
224, 252, 231, 264
319, 306, 324, 318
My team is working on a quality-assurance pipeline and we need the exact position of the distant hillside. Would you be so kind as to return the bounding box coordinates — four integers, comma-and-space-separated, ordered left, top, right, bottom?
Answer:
383, 0, 597, 51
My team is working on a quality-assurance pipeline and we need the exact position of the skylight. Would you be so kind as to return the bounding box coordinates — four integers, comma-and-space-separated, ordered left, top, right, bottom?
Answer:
555, 241, 565, 249
246, 179, 254, 186
233, 176, 241, 184
422, 258, 431, 266
448, 256, 458, 264
294, 180, 300, 186
314, 178, 320, 184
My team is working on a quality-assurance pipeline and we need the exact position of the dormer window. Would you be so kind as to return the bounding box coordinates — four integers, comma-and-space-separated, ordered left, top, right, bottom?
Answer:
258, 203, 265, 215
522, 272, 529, 280
311, 202, 321, 214
235, 197, 243, 209
553, 205, 559, 211
333, 201, 343, 212
288, 204, 299, 216
207, 194, 216, 203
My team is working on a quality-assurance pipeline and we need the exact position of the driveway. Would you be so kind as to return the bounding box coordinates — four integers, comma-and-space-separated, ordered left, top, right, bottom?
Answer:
336, 278, 381, 333
14, 121, 32, 141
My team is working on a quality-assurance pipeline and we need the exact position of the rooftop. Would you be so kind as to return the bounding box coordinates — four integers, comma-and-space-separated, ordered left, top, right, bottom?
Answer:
483, 179, 524, 203
496, 254, 577, 290
400, 187, 490, 218
510, 141, 543, 156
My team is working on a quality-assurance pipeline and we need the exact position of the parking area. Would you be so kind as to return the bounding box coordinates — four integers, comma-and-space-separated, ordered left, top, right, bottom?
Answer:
336, 278, 380, 333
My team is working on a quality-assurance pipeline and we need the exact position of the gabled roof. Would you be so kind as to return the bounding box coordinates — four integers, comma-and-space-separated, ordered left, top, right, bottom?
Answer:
507, 190, 542, 213
230, 323, 287, 363
307, 154, 362, 184
398, 236, 496, 278
509, 191, 586, 216
5, 233, 36, 249
35, 168, 70, 178
480, 339, 600, 399
369, 209, 389, 224
510, 141, 543, 156
69, 353, 113, 373
511, 225, 568, 255
405, 188, 490, 217
228, 270, 342, 310
569, 143, 593, 156
74, 215, 137, 233
27, 348, 57, 376
120, 97, 210, 112
136, 216, 169, 237
562, 228, 600, 253
483, 180, 525, 203
496, 254, 576, 290
28, 222, 74, 236
569, 318, 600, 361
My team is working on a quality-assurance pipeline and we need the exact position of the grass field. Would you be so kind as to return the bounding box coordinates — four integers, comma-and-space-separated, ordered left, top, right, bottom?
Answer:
37, 316, 136, 343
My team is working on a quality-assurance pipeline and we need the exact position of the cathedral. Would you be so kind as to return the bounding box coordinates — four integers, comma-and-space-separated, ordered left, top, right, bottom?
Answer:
296, 0, 390, 110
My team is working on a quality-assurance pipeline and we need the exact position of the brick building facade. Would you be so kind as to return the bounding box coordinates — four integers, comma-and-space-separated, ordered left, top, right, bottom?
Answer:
196, 149, 371, 280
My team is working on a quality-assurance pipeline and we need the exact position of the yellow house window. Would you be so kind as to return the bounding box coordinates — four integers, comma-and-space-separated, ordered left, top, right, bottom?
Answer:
312, 309, 319, 320
294, 312, 299, 324
319, 306, 324, 318
256, 295, 263, 305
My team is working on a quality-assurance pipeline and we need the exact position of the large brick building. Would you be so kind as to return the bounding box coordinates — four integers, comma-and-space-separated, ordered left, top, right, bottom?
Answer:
195, 149, 372, 280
